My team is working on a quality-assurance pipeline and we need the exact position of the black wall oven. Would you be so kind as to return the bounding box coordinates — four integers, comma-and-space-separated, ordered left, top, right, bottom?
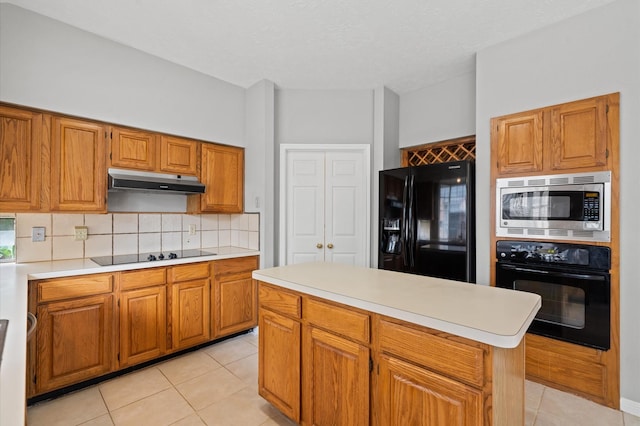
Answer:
495, 240, 611, 350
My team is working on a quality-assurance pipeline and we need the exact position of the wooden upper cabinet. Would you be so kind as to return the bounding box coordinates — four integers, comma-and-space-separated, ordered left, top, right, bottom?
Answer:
160, 136, 198, 175
492, 93, 618, 177
549, 96, 609, 171
0, 106, 42, 211
493, 110, 543, 175
197, 143, 244, 213
110, 126, 158, 171
51, 116, 106, 212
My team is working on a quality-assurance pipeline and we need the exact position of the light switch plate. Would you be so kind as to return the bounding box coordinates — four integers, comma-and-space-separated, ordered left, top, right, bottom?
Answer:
32, 227, 46, 242
188, 224, 197, 236
74, 226, 88, 241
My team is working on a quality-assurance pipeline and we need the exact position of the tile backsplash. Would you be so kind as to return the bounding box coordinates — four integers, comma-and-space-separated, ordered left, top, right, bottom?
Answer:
15, 213, 260, 263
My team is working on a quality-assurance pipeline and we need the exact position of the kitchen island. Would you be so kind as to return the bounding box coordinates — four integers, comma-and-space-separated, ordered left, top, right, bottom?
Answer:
253, 262, 541, 425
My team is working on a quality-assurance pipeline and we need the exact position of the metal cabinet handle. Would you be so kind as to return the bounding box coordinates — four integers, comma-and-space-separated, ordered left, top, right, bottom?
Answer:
27, 312, 37, 341
317, 243, 323, 249
327, 243, 334, 249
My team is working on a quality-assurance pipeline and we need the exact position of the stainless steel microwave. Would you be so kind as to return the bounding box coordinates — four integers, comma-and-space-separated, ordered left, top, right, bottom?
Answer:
496, 171, 611, 242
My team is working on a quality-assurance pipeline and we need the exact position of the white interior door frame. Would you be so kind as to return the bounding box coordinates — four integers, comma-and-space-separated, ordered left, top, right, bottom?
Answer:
279, 144, 371, 267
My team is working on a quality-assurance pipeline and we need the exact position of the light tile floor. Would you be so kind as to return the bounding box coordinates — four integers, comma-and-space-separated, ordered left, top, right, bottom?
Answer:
27, 329, 640, 426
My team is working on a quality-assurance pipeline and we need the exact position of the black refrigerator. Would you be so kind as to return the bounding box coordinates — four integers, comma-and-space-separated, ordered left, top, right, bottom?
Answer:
378, 160, 475, 282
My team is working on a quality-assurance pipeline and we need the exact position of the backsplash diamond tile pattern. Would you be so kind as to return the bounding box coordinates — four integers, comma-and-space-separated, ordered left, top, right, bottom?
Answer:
14, 213, 259, 263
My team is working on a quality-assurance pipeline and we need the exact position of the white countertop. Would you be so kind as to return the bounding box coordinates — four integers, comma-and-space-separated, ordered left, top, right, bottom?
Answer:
253, 262, 541, 349
0, 247, 259, 426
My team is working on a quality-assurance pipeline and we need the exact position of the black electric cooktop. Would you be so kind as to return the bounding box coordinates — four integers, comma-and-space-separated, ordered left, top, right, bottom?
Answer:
91, 249, 216, 266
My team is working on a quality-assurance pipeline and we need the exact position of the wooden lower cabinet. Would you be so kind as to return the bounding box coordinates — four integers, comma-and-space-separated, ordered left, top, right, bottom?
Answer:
525, 333, 611, 405
118, 267, 167, 367
212, 256, 259, 339
35, 294, 114, 394
168, 262, 211, 351
119, 286, 167, 367
258, 308, 301, 422
257, 282, 524, 426
303, 327, 370, 426
379, 355, 482, 425
28, 256, 258, 399
171, 278, 210, 350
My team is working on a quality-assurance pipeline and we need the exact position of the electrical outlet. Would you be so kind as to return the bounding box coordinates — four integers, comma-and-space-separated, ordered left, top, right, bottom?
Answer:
188, 224, 197, 236
32, 227, 46, 242
74, 226, 88, 241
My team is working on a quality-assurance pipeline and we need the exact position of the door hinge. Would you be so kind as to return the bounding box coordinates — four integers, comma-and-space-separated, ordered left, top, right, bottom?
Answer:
117, 299, 120, 307
606, 104, 609, 114
369, 358, 373, 373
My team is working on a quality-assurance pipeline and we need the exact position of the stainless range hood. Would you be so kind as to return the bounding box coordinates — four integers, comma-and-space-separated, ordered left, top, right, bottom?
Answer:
108, 168, 205, 194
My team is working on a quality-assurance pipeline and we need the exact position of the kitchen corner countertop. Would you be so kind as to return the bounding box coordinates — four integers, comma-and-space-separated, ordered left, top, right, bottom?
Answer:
253, 262, 541, 349
0, 247, 259, 426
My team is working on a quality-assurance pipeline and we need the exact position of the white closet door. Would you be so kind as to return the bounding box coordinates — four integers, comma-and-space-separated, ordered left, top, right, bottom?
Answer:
324, 151, 367, 266
286, 151, 325, 265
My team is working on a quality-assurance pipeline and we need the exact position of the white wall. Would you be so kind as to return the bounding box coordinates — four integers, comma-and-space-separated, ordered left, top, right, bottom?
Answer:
399, 72, 476, 148
372, 87, 400, 267
0, 4, 245, 145
476, 0, 640, 410
245, 80, 276, 268
275, 89, 374, 145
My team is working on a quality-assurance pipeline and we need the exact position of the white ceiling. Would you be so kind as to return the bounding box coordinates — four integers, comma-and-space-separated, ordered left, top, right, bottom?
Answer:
3, 0, 618, 94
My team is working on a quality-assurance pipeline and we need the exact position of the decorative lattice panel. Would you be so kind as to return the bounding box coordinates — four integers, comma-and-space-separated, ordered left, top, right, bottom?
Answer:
402, 136, 475, 166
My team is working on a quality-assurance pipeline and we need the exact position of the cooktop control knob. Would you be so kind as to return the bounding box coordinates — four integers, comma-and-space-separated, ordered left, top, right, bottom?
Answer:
147, 254, 157, 261
158, 253, 165, 260
168, 253, 178, 259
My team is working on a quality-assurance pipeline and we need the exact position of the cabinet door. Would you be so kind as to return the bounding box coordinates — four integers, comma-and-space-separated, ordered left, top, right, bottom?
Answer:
36, 294, 114, 394
160, 136, 197, 175
212, 271, 257, 338
493, 110, 543, 175
119, 286, 167, 367
51, 116, 106, 212
378, 354, 483, 426
303, 327, 369, 426
110, 126, 158, 171
0, 106, 42, 211
199, 144, 244, 213
258, 308, 301, 423
550, 96, 609, 171
171, 279, 210, 350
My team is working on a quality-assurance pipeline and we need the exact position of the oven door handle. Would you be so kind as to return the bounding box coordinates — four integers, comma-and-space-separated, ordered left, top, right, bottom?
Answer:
498, 264, 607, 281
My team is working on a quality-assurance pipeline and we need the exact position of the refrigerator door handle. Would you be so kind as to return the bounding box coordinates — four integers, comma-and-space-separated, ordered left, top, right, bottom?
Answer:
402, 176, 409, 267
408, 174, 415, 268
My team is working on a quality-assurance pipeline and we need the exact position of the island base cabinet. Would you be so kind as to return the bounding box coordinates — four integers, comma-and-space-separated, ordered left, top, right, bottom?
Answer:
257, 281, 528, 426
378, 354, 483, 426
35, 294, 114, 394
258, 308, 301, 423
302, 327, 370, 426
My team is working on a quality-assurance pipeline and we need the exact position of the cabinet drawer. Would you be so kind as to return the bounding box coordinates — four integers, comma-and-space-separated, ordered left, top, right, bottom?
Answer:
379, 319, 485, 388
213, 256, 258, 276
37, 274, 114, 303
304, 298, 369, 344
259, 283, 301, 319
169, 262, 210, 282
119, 268, 166, 290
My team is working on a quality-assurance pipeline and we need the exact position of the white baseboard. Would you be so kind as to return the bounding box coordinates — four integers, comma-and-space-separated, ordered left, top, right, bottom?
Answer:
621, 398, 640, 417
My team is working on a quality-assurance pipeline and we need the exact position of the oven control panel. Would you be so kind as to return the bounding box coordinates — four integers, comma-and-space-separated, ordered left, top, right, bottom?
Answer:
496, 240, 610, 271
